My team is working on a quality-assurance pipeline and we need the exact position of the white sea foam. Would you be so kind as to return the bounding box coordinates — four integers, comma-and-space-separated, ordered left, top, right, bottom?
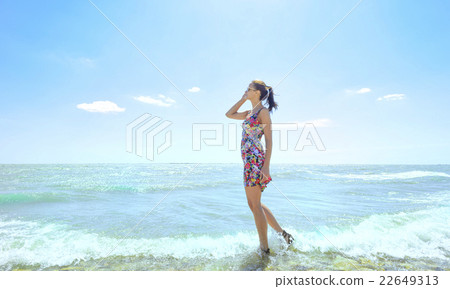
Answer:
324, 170, 450, 181
293, 206, 450, 259
1, 206, 449, 269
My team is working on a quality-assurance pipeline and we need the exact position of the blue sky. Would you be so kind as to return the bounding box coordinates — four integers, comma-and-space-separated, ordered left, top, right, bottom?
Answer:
1, 0, 449, 164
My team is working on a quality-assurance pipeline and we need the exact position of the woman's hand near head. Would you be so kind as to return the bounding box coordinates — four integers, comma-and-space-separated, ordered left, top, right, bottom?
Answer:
241, 91, 249, 102
225, 91, 250, 119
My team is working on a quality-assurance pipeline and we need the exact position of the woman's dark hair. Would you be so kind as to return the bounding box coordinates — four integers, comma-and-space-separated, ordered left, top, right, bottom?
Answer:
251, 80, 279, 113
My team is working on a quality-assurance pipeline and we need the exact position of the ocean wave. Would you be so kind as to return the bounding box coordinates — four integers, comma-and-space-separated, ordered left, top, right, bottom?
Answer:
0, 219, 261, 270
0, 192, 70, 204
1, 206, 448, 270
0, 180, 241, 204
323, 170, 450, 181
52, 180, 239, 193
294, 206, 450, 260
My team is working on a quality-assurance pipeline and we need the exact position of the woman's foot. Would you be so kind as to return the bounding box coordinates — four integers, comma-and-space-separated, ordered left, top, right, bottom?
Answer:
280, 230, 294, 245
258, 247, 270, 256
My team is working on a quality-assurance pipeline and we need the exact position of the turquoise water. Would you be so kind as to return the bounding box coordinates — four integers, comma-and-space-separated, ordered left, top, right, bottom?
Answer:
0, 164, 449, 271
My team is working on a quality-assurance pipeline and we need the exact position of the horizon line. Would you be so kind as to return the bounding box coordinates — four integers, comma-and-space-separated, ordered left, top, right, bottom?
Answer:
0, 162, 449, 166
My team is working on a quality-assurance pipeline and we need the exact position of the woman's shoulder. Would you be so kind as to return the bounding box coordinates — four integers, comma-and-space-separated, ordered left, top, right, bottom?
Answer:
259, 107, 270, 115
257, 107, 271, 122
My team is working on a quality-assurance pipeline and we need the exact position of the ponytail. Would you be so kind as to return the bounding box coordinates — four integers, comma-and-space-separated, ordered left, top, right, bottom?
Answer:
251, 80, 279, 113
265, 86, 278, 113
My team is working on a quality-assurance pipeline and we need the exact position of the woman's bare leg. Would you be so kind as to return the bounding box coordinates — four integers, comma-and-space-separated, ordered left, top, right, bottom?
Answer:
262, 204, 293, 244
245, 185, 268, 250
261, 203, 283, 233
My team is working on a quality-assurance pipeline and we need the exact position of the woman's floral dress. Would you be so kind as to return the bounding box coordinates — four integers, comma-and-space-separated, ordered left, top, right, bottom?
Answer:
241, 107, 272, 192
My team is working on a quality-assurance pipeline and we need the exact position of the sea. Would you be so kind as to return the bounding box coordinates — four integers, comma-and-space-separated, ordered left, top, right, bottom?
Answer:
0, 163, 449, 271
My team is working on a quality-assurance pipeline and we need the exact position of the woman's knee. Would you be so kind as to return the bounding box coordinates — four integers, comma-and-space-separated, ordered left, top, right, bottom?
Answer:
245, 186, 262, 212
247, 199, 262, 212
247, 199, 255, 211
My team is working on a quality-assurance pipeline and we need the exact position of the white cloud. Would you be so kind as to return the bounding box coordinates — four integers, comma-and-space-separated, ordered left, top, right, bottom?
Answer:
345, 87, 371, 94
377, 93, 406, 101
295, 118, 332, 128
73, 57, 95, 68
134, 94, 176, 107
76, 101, 125, 113
188, 87, 200, 93
45, 52, 96, 68
356, 88, 371, 94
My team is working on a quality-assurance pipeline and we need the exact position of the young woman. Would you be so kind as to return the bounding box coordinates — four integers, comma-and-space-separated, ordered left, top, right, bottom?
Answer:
225, 79, 294, 255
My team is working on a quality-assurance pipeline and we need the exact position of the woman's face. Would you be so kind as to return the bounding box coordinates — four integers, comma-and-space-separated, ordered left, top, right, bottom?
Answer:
246, 84, 260, 100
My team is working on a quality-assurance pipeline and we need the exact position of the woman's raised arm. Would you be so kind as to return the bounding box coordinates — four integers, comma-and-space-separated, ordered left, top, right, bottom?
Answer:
225, 92, 250, 120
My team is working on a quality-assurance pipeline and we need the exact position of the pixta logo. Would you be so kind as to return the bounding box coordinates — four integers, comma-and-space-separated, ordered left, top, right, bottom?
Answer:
192, 122, 326, 151
126, 113, 172, 161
